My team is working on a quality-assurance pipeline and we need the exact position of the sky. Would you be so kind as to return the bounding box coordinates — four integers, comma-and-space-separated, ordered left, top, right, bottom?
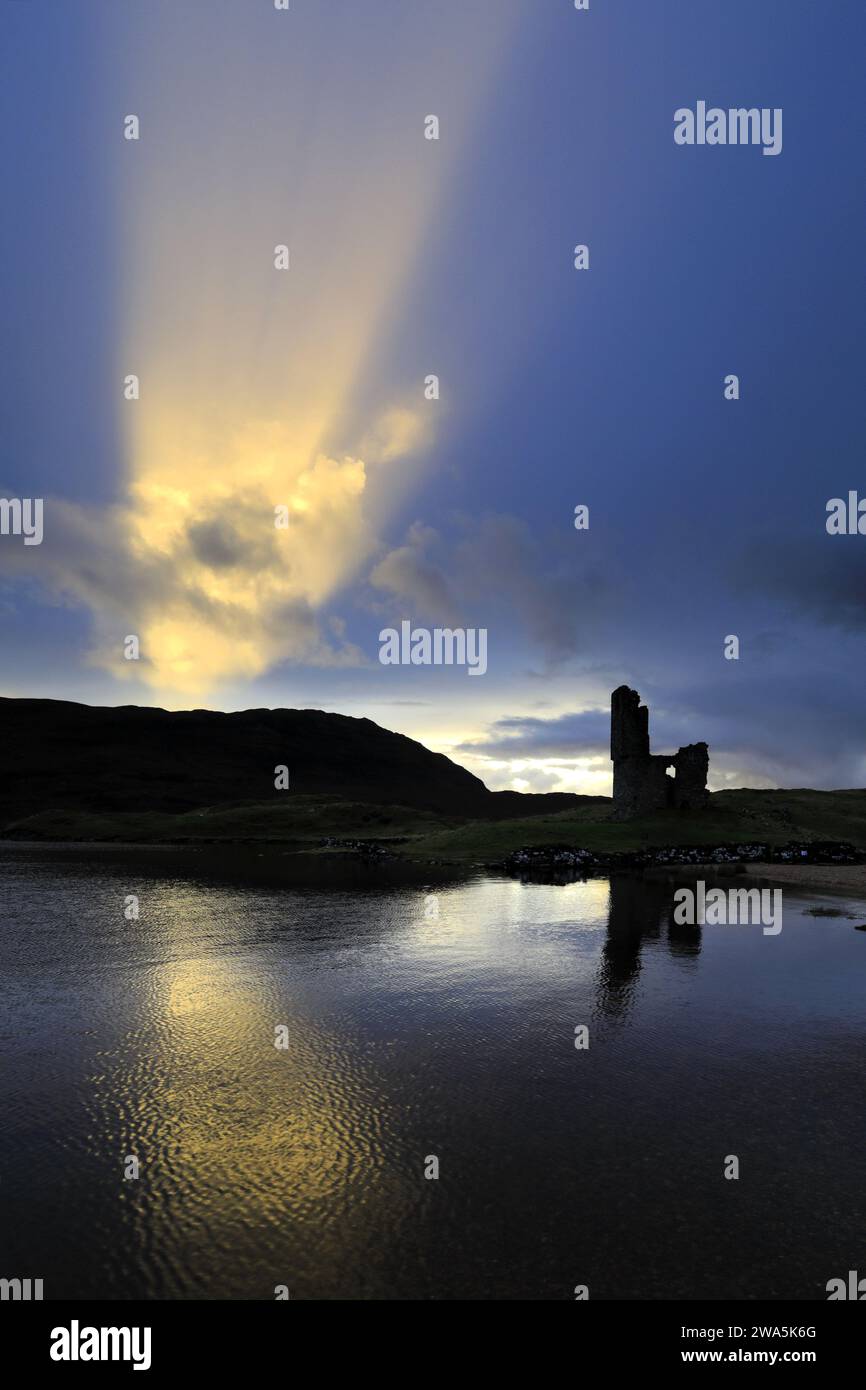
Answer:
1, 0, 865, 796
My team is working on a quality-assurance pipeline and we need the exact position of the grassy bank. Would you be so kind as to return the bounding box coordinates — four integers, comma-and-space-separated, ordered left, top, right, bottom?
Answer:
1, 796, 452, 846
406, 790, 866, 862
5, 788, 866, 863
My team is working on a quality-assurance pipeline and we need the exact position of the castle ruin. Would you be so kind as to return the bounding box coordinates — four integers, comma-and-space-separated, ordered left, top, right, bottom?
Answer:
611, 686, 708, 819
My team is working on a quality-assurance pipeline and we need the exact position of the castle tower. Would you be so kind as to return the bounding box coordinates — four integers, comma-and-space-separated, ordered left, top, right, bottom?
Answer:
610, 685, 649, 761
610, 686, 708, 818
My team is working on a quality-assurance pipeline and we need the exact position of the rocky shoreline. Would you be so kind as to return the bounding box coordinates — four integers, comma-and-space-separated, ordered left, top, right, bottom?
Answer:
502, 840, 864, 880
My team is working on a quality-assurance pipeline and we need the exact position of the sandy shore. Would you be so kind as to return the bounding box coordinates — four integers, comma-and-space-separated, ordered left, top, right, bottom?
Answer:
749, 863, 866, 897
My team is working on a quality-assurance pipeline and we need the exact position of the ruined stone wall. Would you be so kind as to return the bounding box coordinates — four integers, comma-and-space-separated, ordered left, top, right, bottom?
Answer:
611, 686, 708, 818
669, 742, 709, 811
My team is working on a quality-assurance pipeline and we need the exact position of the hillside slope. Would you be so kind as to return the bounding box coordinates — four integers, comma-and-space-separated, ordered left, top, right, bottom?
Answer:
0, 697, 589, 826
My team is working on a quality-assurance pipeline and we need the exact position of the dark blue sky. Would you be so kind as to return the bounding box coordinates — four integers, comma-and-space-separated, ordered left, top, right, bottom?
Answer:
1, 1, 864, 794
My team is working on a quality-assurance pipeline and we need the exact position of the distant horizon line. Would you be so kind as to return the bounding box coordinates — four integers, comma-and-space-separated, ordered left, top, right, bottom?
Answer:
0, 693, 861, 797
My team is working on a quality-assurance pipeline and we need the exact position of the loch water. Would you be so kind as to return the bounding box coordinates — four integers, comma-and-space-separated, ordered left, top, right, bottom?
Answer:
1, 846, 864, 1300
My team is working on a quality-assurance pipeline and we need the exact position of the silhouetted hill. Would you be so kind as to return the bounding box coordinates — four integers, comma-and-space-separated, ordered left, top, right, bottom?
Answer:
0, 697, 591, 828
